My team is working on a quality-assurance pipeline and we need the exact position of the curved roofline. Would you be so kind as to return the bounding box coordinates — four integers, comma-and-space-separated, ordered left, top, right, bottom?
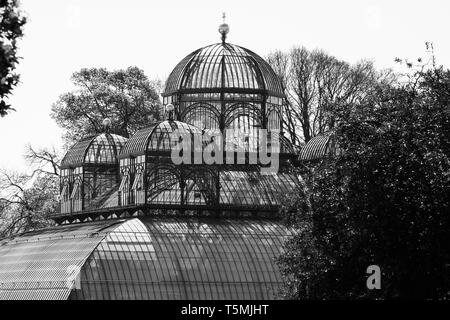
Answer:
61, 135, 96, 169
0, 217, 292, 300
61, 133, 127, 169
299, 131, 335, 161
118, 123, 158, 159
118, 120, 203, 159
162, 42, 285, 98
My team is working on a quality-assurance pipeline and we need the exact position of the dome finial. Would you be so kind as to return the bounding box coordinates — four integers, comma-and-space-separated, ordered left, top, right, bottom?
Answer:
165, 104, 175, 121
102, 118, 112, 133
218, 12, 229, 43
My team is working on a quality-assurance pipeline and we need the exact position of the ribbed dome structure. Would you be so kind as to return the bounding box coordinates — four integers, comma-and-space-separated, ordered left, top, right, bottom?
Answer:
60, 133, 127, 215
299, 132, 336, 161
163, 43, 284, 98
119, 120, 203, 158
61, 133, 127, 169
0, 22, 306, 302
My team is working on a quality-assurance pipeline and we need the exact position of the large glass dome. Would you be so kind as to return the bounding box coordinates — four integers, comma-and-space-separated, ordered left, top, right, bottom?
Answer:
162, 41, 289, 153
163, 42, 284, 97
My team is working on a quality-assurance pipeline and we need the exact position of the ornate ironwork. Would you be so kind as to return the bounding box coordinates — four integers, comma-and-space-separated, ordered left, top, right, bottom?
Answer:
55, 37, 300, 222
60, 133, 128, 215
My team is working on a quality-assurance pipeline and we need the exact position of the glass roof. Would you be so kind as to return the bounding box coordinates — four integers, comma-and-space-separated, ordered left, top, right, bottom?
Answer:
219, 170, 298, 207
163, 43, 285, 98
119, 121, 202, 157
61, 133, 127, 168
299, 132, 334, 161
0, 218, 292, 300
0, 221, 122, 300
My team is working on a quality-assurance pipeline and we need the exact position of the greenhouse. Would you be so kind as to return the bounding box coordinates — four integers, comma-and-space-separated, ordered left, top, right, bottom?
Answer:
0, 20, 304, 300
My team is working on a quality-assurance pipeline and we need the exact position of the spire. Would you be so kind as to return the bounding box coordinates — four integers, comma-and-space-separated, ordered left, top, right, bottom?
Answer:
218, 12, 229, 43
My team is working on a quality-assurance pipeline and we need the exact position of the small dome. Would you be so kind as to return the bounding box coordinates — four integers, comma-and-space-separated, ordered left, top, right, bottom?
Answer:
119, 121, 202, 157
299, 132, 335, 161
61, 133, 127, 168
163, 42, 284, 98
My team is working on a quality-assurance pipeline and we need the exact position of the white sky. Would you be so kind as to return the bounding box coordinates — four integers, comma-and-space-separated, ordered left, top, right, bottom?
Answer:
1, 0, 449, 173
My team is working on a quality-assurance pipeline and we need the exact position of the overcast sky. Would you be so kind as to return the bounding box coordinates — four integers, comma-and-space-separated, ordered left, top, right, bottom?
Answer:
1, 0, 449, 172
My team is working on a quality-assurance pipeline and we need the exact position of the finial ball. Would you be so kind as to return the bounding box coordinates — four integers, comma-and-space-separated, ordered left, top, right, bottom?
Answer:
218, 12, 229, 42
165, 104, 175, 121
165, 104, 175, 112
218, 23, 229, 35
102, 118, 112, 130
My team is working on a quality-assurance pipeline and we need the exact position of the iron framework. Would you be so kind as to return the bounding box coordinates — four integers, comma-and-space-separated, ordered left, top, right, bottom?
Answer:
299, 131, 337, 161
0, 217, 292, 300
60, 133, 127, 215
163, 42, 287, 136
55, 41, 300, 223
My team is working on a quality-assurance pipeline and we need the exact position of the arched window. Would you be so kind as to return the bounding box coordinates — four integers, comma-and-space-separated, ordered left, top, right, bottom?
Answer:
146, 165, 181, 205
181, 103, 221, 131
184, 167, 218, 206
224, 103, 261, 152
267, 107, 281, 131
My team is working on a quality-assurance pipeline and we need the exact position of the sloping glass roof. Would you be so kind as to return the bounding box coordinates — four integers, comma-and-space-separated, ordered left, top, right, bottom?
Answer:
299, 132, 334, 161
119, 121, 203, 158
163, 43, 285, 98
220, 171, 298, 207
0, 221, 123, 300
0, 218, 291, 300
123, 165, 298, 210
61, 133, 127, 168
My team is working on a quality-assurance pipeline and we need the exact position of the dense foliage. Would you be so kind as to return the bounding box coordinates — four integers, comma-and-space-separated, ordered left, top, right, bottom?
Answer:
1, 66, 163, 236
0, 0, 26, 116
51, 66, 161, 145
278, 64, 450, 299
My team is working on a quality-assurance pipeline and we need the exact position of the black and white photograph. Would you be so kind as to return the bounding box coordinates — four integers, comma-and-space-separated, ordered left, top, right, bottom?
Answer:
0, 0, 449, 309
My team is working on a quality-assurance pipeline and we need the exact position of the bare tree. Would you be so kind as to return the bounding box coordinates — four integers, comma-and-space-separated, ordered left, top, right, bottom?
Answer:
51, 67, 161, 145
24, 144, 61, 177
266, 50, 302, 146
0, 145, 62, 237
267, 47, 394, 144
0, 170, 56, 237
